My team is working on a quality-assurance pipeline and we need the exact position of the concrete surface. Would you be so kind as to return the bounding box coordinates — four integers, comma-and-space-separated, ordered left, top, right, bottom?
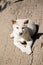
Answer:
0, 0, 43, 65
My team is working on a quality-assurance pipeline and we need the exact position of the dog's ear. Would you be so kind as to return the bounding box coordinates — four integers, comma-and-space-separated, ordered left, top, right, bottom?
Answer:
11, 20, 16, 24
24, 20, 29, 24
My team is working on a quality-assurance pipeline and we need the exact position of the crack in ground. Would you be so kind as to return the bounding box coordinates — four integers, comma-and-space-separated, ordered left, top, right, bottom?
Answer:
30, 52, 33, 65
30, 47, 35, 65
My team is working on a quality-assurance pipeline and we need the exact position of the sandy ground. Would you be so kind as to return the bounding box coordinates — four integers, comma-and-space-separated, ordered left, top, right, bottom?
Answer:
0, 0, 43, 65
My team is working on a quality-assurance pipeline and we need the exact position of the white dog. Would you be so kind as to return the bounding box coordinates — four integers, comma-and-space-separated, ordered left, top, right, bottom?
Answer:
10, 19, 36, 54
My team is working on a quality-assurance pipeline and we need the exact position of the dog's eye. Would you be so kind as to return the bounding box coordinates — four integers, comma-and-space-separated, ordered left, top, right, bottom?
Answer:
24, 20, 28, 24
16, 27, 19, 29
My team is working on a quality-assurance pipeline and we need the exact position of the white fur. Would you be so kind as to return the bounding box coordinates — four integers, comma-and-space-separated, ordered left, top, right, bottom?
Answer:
10, 19, 36, 55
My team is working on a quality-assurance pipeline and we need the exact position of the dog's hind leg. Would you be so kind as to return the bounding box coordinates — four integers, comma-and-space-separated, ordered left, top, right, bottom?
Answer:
26, 40, 33, 54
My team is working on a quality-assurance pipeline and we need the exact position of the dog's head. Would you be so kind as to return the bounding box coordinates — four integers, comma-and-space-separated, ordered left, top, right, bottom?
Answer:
11, 19, 29, 35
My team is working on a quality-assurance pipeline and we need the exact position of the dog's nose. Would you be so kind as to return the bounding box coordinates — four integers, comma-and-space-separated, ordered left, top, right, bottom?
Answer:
20, 33, 23, 35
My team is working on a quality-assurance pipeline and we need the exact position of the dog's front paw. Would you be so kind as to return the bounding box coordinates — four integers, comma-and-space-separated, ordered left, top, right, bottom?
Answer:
10, 33, 14, 38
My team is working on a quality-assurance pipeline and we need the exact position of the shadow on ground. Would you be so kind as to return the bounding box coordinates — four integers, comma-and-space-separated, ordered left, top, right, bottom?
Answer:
0, 1, 11, 12
0, 0, 23, 12
14, 0, 24, 3
32, 24, 43, 47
